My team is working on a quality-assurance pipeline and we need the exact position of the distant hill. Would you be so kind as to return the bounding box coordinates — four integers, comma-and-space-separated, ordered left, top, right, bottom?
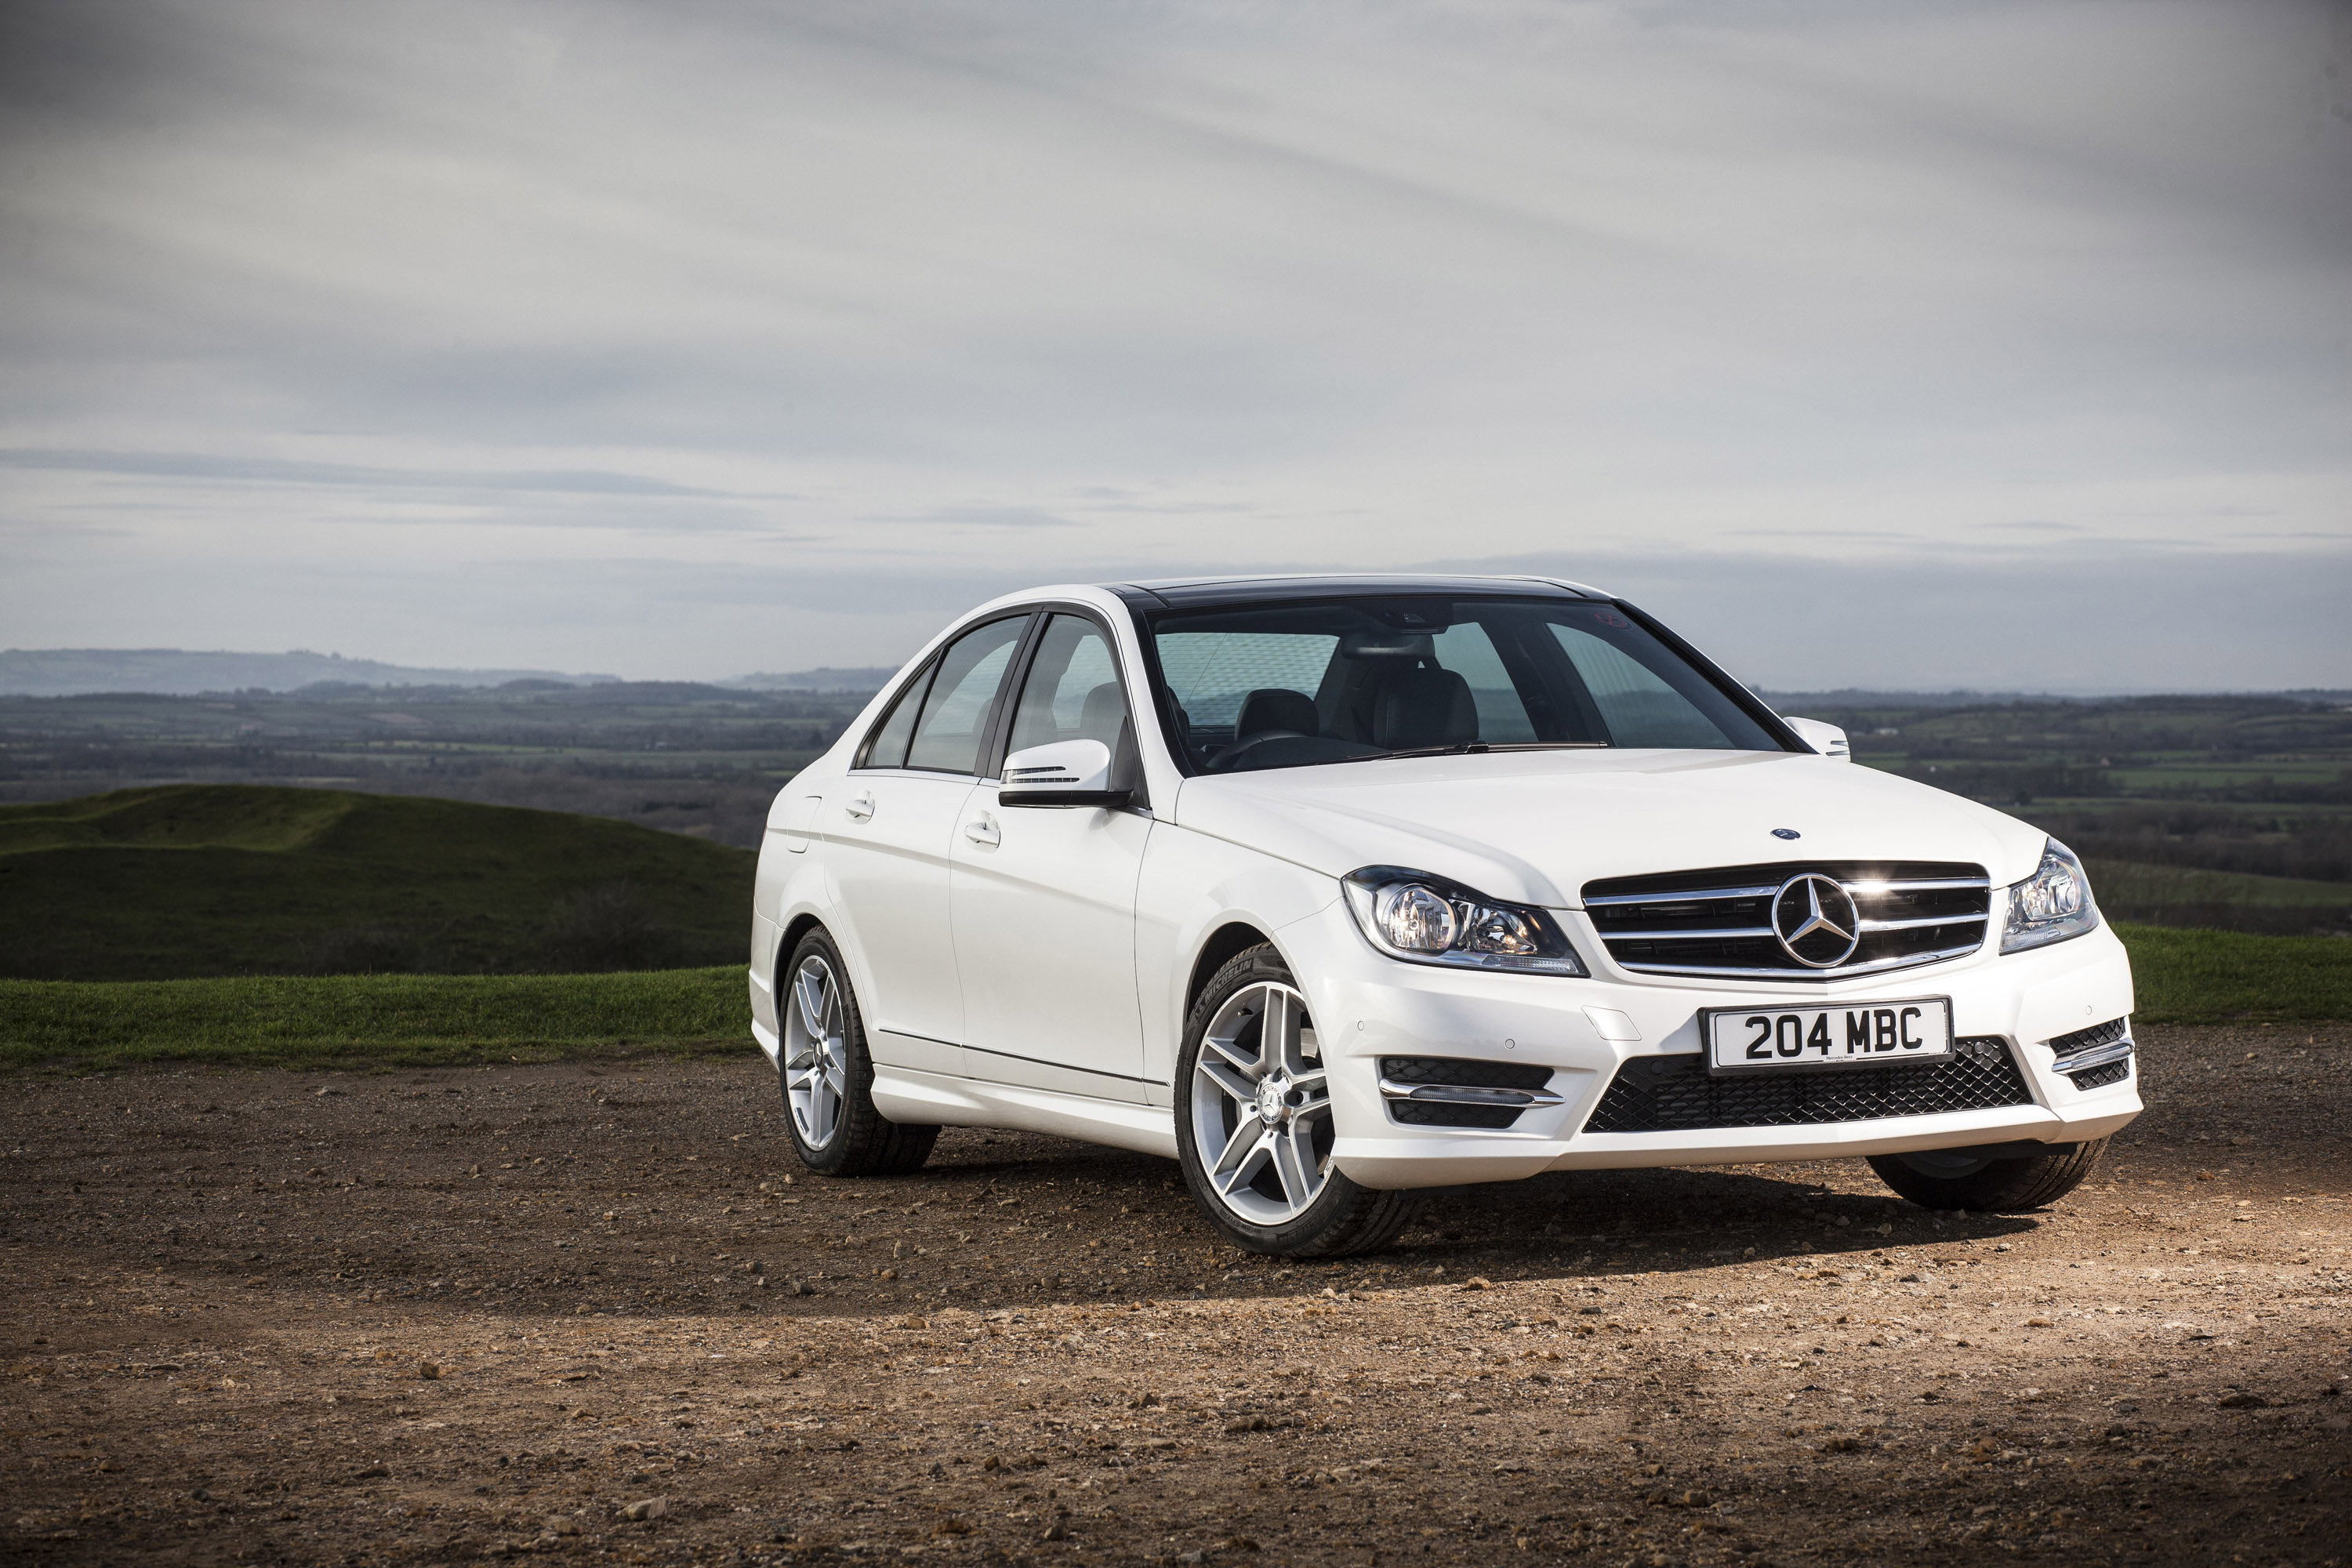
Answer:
0, 786, 755, 981
0, 648, 619, 697
720, 666, 896, 693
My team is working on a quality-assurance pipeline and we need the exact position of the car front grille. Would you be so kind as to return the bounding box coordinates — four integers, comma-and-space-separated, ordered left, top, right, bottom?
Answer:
1581, 1036, 2031, 1134
1581, 860, 1991, 981
1379, 1056, 1558, 1131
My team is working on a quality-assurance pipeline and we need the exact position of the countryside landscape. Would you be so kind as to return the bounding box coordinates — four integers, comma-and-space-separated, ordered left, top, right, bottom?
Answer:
5, 673, 2349, 1564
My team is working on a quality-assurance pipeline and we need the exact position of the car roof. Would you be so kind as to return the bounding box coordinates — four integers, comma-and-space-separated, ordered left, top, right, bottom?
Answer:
1105, 573, 1608, 608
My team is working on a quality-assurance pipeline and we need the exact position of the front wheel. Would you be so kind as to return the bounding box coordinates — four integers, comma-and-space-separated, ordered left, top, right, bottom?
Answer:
1867, 1138, 2108, 1212
1174, 944, 1424, 1258
777, 929, 938, 1177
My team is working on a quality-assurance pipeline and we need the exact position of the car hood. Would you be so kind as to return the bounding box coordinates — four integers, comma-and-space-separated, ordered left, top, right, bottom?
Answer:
1168, 749, 2047, 908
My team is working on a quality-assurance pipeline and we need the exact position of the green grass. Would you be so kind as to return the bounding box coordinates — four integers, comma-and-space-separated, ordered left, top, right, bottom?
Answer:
0, 966, 753, 1073
0, 786, 757, 980
2117, 924, 2352, 1025
2, 927, 2342, 1076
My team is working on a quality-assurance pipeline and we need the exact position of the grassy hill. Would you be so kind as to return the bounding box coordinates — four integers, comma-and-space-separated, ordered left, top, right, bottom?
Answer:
0, 785, 757, 980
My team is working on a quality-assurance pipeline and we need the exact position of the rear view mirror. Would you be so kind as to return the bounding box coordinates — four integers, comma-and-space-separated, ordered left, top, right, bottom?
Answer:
1784, 717, 1851, 760
999, 739, 1132, 808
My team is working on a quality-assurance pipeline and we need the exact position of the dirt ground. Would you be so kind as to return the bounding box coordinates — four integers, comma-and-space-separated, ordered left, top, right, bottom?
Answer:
5, 1024, 2348, 1568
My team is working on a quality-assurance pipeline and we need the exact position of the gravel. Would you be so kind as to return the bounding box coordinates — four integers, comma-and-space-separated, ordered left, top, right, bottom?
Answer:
4, 1022, 2347, 1564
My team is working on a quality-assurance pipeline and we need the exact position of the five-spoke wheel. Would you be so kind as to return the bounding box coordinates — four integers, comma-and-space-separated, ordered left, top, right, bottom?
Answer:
1189, 978, 1332, 1225
1174, 943, 1425, 1257
775, 927, 938, 1177
782, 949, 851, 1152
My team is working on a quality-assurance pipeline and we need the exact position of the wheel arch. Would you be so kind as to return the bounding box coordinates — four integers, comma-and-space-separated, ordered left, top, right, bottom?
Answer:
1185, 920, 1283, 1021
776, 910, 828, 977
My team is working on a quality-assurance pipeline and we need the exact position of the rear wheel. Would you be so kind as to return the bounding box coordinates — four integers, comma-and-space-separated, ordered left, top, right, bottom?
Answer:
1175, 944, 1424, 1258
778, 929, 937, 1177
1867, 1138, 2107, 1212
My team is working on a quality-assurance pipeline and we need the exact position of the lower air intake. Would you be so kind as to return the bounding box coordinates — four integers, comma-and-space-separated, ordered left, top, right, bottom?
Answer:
1582, 1036, 2032, 1134
1380, 1057, 1556, 1131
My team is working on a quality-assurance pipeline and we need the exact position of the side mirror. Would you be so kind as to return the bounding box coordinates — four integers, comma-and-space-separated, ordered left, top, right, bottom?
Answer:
1784, 717, 1851, 761
998, 739, 1133, 808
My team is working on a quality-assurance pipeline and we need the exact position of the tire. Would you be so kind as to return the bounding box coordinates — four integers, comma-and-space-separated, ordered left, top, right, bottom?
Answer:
775, 928, 938, 1178
1174, 943, 1425, 1258
1867, 1138, 2109, 1212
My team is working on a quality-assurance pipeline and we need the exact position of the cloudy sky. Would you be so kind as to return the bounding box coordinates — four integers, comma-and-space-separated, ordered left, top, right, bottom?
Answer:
1, 0, 2346, 689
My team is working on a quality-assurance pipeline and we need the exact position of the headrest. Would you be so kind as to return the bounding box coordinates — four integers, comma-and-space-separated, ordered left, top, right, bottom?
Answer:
1372, 667, 1478, 750
1076, 681, 1127, 743
1234, 687, 1320, 740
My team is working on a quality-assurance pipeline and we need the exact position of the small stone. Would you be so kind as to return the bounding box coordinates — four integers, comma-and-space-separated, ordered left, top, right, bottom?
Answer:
1463, 1276, 1494, 1291
2218, 1392, 2269, 1409
1042, 1522, 1068, 1542
619, 1497, 667, 1521
1218, 1537, 1261, 1552
2025, 1318, 2053, 1328
418, 1363, 441, 1381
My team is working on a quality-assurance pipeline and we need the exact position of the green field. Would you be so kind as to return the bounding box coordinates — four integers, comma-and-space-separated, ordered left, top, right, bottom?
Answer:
0, 965, 752, 1073
2, 926, 2343, 1076
0, 786, 756, 981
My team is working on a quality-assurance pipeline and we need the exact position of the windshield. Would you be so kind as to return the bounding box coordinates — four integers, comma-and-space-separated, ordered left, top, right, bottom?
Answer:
1148, 596, 1784, 774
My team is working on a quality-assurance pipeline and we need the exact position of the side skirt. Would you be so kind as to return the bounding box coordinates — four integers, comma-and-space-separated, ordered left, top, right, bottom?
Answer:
871, 1066, 1178, 1161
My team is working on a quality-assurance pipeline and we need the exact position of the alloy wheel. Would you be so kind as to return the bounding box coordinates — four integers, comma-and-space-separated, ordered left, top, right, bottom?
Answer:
783, 953, 850, 1149
1188, 980, 1332, 1225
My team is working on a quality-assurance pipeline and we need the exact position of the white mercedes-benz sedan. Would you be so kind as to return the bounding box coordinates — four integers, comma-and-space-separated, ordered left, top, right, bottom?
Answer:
748, 575, 2140, 1257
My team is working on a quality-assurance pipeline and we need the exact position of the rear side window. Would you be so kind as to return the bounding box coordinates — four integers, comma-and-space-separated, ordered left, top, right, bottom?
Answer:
906, 616, 1029, 775
858, 666, 933, 769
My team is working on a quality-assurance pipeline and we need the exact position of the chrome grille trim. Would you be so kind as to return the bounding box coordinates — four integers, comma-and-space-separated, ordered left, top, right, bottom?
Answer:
1583, 860, 1992, 982
1581, 875, 1988, 909
1613, 942, 1986, 980
1584, 885, 1780, 907
1857, 913, 1988, 934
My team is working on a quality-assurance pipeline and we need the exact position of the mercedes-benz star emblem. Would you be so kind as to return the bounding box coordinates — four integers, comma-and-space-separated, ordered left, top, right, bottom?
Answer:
1772, 873, 1861, 968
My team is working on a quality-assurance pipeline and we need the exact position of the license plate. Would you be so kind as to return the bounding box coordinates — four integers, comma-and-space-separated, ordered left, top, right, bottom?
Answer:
1704, 998, 1954, 1075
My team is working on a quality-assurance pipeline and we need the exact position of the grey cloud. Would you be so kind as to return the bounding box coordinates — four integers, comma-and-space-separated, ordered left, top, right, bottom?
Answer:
0, 447, 749, 499
0, 0, 2344, 683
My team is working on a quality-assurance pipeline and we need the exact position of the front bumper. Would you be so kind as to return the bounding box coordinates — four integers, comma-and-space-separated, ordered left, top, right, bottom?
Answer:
1275, 898, 2141, 1190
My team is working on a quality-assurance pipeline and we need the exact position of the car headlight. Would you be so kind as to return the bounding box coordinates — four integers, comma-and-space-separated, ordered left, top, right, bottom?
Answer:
1341, 866, 1587, 975
2001, 838, 2100, 954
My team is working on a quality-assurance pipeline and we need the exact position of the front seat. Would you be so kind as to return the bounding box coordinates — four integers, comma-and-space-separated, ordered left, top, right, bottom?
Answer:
1371, 667, 1478, 750
1234, 688, 1320, 742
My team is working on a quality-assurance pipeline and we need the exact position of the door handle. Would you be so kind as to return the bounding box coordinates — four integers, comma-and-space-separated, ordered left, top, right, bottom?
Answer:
964, 815, 1000, 847
844, 790, 875, 822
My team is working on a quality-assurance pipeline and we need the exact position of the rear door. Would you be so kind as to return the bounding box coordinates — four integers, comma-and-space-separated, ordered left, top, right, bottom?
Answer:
950, 612, 1153, 1102
825, 613, 1030, 1076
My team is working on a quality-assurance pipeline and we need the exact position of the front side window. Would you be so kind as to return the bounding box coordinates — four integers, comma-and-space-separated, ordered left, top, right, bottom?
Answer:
1148, 596, 1778, 774
1005, 615, 1131, 755
904, 615, 1029, 775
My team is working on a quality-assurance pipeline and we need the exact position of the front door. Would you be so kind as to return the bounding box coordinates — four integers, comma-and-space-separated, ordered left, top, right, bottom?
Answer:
951, 612, 1152, 1102
826, 613, 1029, 1076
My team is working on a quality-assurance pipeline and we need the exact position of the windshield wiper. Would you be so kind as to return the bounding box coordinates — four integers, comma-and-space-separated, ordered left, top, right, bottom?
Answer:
1332, 741, 1607, 765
